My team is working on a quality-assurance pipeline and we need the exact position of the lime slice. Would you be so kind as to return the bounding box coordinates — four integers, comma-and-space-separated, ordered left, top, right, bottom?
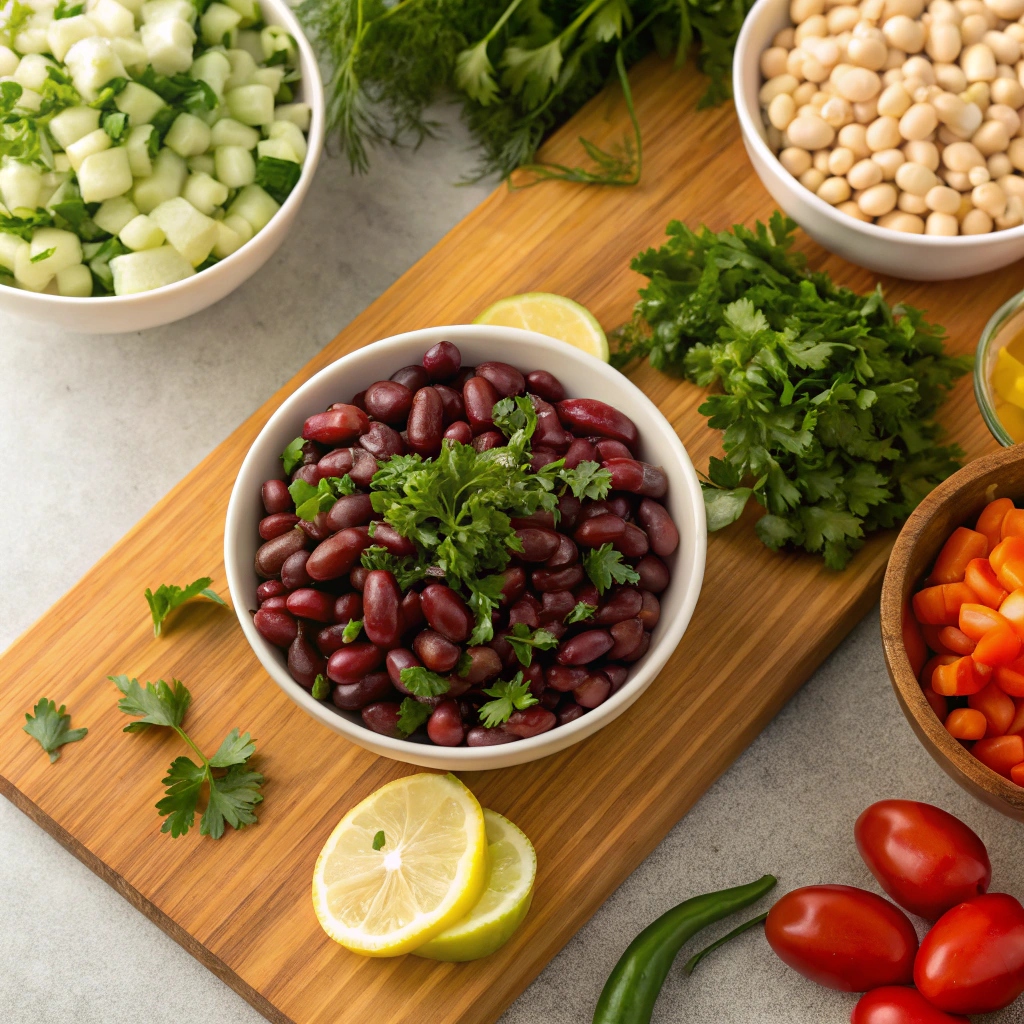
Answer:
312, 773, 487, 957
475, 292, 609, 362
413, 807, 536, 962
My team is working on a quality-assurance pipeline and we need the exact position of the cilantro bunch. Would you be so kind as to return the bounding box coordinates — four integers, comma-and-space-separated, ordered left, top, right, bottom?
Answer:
615, 214, 970, 569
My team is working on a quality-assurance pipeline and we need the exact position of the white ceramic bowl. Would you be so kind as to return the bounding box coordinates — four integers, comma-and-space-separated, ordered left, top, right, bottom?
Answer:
224, 325, 707, 770
733, 0, 1024, 280
0, 0, 324, 334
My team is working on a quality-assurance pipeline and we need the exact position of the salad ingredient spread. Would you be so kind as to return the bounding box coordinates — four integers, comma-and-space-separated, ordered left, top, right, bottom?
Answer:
22, 697, 87, 762
253, 340, 678, 747
614, 213, 969, 568
144, 575, 225, 635
758, 0, 1024, 235
474, 292, 609, 363
0, 0, 309, 296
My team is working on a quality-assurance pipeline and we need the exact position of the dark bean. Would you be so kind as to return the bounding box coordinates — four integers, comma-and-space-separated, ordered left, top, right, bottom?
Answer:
546, 621, 568, 640
546, 665, 589, 692
299, 439, 325, 466
638, 498, 679, 557
262, 478, 292, 514
459, 646, 502, 685
637, 591, 660, 630
532, 565, 585, 592
511, 511, 556, 530
332, 672, 395, 711
291, 462, 320, 486
475, 361, 525, 397
556, 629, 613, 665
327, 642, 384, 683
350, 566, 369, 591
540, 590, 576, 623
595, 438, 634, 461
603, 458, 668, 499
363, 570, 402, 647
422, 340, 462, 381
539, 690, 560, 710
420, 584, 473, 642
464, 376, 499, 434
299, 512, 332, 543
574, 672, 612, 708
325, 493, 374, 532
260, 595, 287, 611
615, 523, 650, 559
306, 528, 371, 580
525, 370, 566, 403
545, 534, 578, 570
532, 400, 573, 450
257, 579, 287, 601
286, 588, 336, 623
254, 606, 298, 647
608, 617, 644, 660
623, 630, 651, 663
574, 514, 626, 547
401, 589, 424, 632
413, 629, 461, 672
558, 701, 585, 725
303, 405, 369, 445
608, 496, 635, 521
595, 587, 643, 625
364, 381, 413, 425
386, 649, 421, 691
348, 447, 379, 487
288, 623, 326, 689
515, 527, 561, 562
349, 390, 367, 411
277, 550, 310, 591
489, 630, 517, 670
602, 663, 629, 692
361, 702, 403, 738
636, 555, 670, 593
406, 386, 444, 458
317, 448, 353, 478
472, 431, 504, 452
466, 725, 518, 746
365, 522, 413, 558
509, 596, 541, 628
360, 421, 406, 459
428, 700, 465, 745
563, 438, 599, 470
574, 581, 600, 607
530, 449, 560, 471
390, 365, 429, 391
255, 528, 307, 578
557, 493, 581, 530
576, 500, 611, 524
522, 660, 545, 696
317, 622, 353, 656
498, 567, 527, 605
434, 384, 464, 423
505, 707, 557, 738
556, 399, 638, 447
444, 421, 473, 444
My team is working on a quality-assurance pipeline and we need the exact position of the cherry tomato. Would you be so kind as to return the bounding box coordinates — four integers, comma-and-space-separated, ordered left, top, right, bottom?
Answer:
850, 986, 970, 1024
854, 800, 991, 921
765, 885, 918, 992
915, 893, 1024, 1014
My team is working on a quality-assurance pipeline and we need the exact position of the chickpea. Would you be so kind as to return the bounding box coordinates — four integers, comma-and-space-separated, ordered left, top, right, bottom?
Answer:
925, 210, 960, 231
866, 113, 904, 146
973, 179, 1007, 213
839, 120, 873, 154
927, 21, 964, 60
961, 206, 994, 231
800, 167, 828, 190
873, 146, 908, 175
991, 76, 1024, 104
858, 180, 900, 212
898, 188, 930, 209
761, 75, 800, 104
933, 62, 969, 90
848, 155, 887, 185
837, 199, 874, 219
962, 42, 997, 81
972, 117, 1011, 153
837, 65, 884, 98
878, 80, 914, 112
904, 137, 942, 167
942, 138, 986, 166
829, 145, 858, 173
769, 93, 799, 129
878, 209, 926, 228
896, 158, 941, 190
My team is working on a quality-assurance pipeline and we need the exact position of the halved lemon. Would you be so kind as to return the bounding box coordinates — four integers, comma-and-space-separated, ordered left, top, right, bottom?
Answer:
474, 292, 609, 362
414, 808, 536, 962
312, 773, 487, 956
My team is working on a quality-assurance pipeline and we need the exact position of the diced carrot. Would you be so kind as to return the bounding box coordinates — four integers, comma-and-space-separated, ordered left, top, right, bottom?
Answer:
1000, 589, 1024, 638
1002, 508, 1024, 540
921, 654, 958, 689
902, 606, 928, 676
1008, 699, 1024, 735
974, 624, 1022, 668
1010, 762, 1024, 787
932, 656, 991, 696
914, 586, 950, 625
922, 624, 954, 655
989, 536, 1024, 573
968, 682, 1016, 736
995, 660, 1024, 698
959, 603, 1009, 641
946, 707, 988, 740
938, 626, 976, 655
943, 582, 981, 622
922, 685, 948, 723
977, 497, 1015, 550
932, 527, 989, 583
972, 735, 1024, 776
964, 558, 1008, 609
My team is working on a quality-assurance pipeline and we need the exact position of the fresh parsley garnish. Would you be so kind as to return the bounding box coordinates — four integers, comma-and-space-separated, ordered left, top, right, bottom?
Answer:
102, 110, 129, 141
29, 247, 55, 263
492, 395, 535, 438
372, 830, 386, 850
614, 213, 970, 569
565, 600, 597, 624
254, 155, 301, 203
359, 546, 427, 590
396, 697, 431, 737
288, 474, 355, 520
54, 0, 85, 17
280, 436, 305, 474
0, 207, 50, 241
136, 67, 216, 113
478, 673, 537, 729
23, 698, 87, 763
341, 619, 363, 643
456, 651, 474, 677
505, 622, 559, 667
559, 460, 612, 501
144, 577, 226, 636
111, 676, 263, 839
582, 544, 640, 595
399, 666, 451, 698
312, 673, 329, 699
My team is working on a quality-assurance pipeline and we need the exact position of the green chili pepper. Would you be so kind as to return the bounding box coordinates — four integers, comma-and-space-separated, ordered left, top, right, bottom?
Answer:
592, 874, 777, 1024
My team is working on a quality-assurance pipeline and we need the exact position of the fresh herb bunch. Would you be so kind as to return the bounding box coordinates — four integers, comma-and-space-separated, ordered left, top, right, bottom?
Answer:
614, 213, 970, 569
296, 0, 752, 184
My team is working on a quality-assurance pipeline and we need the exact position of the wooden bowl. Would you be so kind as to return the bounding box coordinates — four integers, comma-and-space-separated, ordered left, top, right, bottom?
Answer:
881, 443, 1024, 821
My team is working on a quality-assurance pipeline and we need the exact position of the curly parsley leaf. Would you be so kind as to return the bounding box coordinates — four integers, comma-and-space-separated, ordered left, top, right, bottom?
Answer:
559, 460, 612, 501
312, 673, 330, 699
506, 622, 559, 667
479, 672, 537, 729
396, 697, 431, 737
582, 543, 640, 595
399, 666, 451, 698
359, 546, 428, 590
23, 698, 88, 763
144, 577, 226, 636
565, 600, 597, 624
289, 474, 355, 520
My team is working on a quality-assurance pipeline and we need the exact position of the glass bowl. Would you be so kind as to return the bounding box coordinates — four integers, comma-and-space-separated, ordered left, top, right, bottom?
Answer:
974, 289, 1024, 448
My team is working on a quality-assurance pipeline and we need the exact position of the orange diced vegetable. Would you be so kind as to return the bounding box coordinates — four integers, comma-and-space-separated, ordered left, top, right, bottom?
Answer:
999, 589, 1024, 638
974, 624, 1022, 667
959, 603, 1008, 641
1008, 699, 1024, 735
945, 707, 988, 740
1002, 508, 1024, 540
943, 582, 981, 622
938, 626, 976, 656
1010, 762, 1024, 787
989, 536, 1024, 572
922, 686, 948, 723
968, 682, 1015, 736
932, 527, 989, 583
922, 624, 954, 654
995, 660, 1024, 698
977, 497, 1014, 549
914, 586, 949, 625
964, 558, 1008, 609
932, 656, 991, 696
902, 606, 928, 676
972, 735, 1024, 776
921, 654, 958, 689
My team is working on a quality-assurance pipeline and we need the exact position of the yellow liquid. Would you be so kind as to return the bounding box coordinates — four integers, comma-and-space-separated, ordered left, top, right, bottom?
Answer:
994, 332, 1024, 443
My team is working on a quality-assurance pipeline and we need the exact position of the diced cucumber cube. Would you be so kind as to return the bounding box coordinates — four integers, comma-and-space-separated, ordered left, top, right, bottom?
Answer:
210, 116, 258, 149
132, 147, 186, 212
187, 153, 215, 176
14, 54, 57, 92
257, 137, 298, 163
140, 18, 196, 75
66, 127, 111, 173
223, 47, 256, 90
31, 227, 83, 274
235, 28, 263, 62
63, 37, 128, 102
201, 3, 241, 46
54, 153, 72, 172
13, 242, 54, 291
182, 170, 228, 215
249, 66, 283, 94
226, 83, 273, 126
223, 211, 252, 243
223, 0, 258, 27
0, 233, 27, 271
0, 162, 42, 211
114, 82, 166, 126
116, 0, 146, 15
14, 15, 52, 56
268, 120, 306, 162
79, 146, 133, 202
261, 25, 295, 64
0, 46, 18, 77
140, 0, 195, 23
15, 88, 42, 113
213, 144, 254, 187
112, 37, 149, 73
125, 124, 154, 177
90, 0, 136, 38
164, 112, 212, 157
273, 102, 310, 132
49, 105, 102, 150
191, 50, 231, 98
110, 245, 195, 294
150, 196, 218, 265
212, 218, 243, 258
56, 263, 93, 297
46, 16, 98, 63
119, 213, 165, 250
93, 194, 139, 234
227, 184, 278, 233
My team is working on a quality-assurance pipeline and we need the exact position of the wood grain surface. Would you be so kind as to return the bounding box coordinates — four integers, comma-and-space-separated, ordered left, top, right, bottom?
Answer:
0, 52, 1013, 1024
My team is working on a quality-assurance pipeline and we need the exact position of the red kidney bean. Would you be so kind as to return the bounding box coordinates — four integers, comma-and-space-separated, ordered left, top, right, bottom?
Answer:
444, 420, 473, 444
557, 629, 613, 665
262, 478, 292, 514
327, 642, 384, 683
317, 448, 352, 478
467, 725, 518, 746
427, 700, 465, 746
350, 390, 367, 411
385, 649, 420, 692
575, 581, 600, 606
401, 589, 424, 632
558, 493, 582, 529
360, 421, 406, 459
337, 592, 366, 624
434, 384, 464, 423
595, 439, 634, 461
556, 399, 638, 447
317, 622, 354, 656
299, 512, 332, 543
574, 514, 626, 547
574, 672, 612, 708
420, 584, 473, 642
505, 706, 557, 738
559, 701, 585, 725
332, 672, 395, 711
545, 534, 579, 570
607, 496, 634, 520
260, 595, 288, 611
616, 523, 650, 558
260, 512, 301, 541
255, 529, 308, 578
638, 499, 679, 557
539, 689, 560, 710
257, 579, 287, 601
291, 462, 320, 486
390, 365, 429, 391
325, 493, 373, 532
306, 528, 371, 581
464, 376, 499, 434
369, 522, 417, 557
541, 590, 576, 623
636, 555, 670, 593
363, 570, 402, 647
364, 381, 412, 425
546, 621, 568, 640
563, 438, 599, 469
511, 511, 556, 530
303, 405, 369, 445
350, 566, 369, 591
533, 565, 585, 592
489, 630, 517, 670
515, 527, 561, 562
637, 590, 660, 629
288, 625, 326, 690
603, 458, 668, 499
526, 370, 566, 402
254, 606, 298, 648
546, 665, 590, 692
422, 340, 461, 381
596, 587, 643, 625
452, 366, 475, 388
608, 617, 644, 660
576, 500, 611, 524
361, 702, 403, 738
509, 595, 541, 628
406, 386, 444, 457
497, 567, 527, 605
348, 448, 378, 487
475, 360, 525, 397
413, 629, 461, 672
533, 404, 573, 450
602, 663, 629, 692
522, 660, 545, 696
530, 448, 560, 471
471, 431, 503, 453
459, 646, 503, 685
300, 439, 325, 465
286, 588, 336, 623
623, 631, 650, 663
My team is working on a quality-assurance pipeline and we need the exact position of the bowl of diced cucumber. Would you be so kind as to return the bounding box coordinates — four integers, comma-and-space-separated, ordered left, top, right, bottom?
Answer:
0, 0, 323, 333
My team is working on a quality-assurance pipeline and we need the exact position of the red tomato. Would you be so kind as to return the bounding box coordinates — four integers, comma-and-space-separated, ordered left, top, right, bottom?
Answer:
854, 800, 991, 921
850, 986, 970, 1024
915, 893, 1024, 1014
765, 885, 918, 992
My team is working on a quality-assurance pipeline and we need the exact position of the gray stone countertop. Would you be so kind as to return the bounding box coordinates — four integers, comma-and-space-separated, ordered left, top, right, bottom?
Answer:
2, 113, 1022, 1024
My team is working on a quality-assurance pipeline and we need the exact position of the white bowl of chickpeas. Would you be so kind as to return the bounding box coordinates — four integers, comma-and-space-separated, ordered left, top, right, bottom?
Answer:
734, 0, 1024, 279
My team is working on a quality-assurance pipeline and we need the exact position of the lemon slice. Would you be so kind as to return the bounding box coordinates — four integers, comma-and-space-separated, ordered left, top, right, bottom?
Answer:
413, 808, 536, 962
475, 292, 609, 362
994, 346, 1024, 410
312, 773, 487, 956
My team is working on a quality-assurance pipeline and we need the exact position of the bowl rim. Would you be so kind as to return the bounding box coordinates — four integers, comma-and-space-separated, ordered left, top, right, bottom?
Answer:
880, 443, 1024, 817
223, 324, 708, 767
1, 0, 325, 311
733, 0, 1024, 249
974, 289, 1024, 448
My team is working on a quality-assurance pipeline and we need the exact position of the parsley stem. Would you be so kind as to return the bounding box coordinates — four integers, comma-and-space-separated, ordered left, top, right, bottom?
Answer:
174, 725, 209, 771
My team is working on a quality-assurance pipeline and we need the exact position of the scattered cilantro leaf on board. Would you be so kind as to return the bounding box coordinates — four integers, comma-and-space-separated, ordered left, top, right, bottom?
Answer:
144, 577, 227, 636
582, 544, 640, 595
396, 698, 431, 737
565, 600, 597, 624
505, 623, 559, 667
399, 666, 451, 698
478, 673, 537, 729
23, 698, 88, 762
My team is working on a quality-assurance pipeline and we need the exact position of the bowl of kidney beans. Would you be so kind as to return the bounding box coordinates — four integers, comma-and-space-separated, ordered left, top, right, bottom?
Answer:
225, 326, 706, 769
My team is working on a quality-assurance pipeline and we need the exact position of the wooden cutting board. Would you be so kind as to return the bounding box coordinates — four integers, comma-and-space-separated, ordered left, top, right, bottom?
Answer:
0, 52, 1012, 1024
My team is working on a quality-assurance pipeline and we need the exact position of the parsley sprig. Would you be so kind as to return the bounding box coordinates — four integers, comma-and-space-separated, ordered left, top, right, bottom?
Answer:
360, 546, 427, 590
566, 600, 597, 624
479, 673, 537, 729
23, 699, 88, 762
399, 666, 451, 697
111, 676, 263, 839
506, 622, 558, 666
397, 697, 431, 736
583, 544, 640, 595
144, 577, 226, 636
289, 474, 356, 520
